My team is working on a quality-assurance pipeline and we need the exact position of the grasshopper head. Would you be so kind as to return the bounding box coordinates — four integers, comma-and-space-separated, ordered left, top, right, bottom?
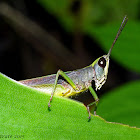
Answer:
91, 55, 109, 90
91, 15, 128, 90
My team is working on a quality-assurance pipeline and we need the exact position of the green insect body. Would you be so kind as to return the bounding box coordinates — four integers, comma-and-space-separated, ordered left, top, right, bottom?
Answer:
20, 67, 94, 97
19, 16, 128, 119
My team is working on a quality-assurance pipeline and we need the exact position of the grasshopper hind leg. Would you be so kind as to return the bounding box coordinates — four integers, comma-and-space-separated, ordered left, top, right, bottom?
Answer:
48, 69, 78, 108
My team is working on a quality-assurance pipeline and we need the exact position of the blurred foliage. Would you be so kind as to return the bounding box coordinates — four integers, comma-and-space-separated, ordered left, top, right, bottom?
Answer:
0, 73, 140, 139
37, 0, 140, 31
97, 80, 140, 128
37, 0, 140, 72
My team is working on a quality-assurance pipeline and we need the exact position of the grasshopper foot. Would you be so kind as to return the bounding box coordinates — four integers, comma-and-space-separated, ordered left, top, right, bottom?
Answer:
48, 94, 53, 108
48, 101, 51, 108
86, 106, 91, 120
48, 102, 51, 111
88, 114, 91, 120
94, 111, 97, 115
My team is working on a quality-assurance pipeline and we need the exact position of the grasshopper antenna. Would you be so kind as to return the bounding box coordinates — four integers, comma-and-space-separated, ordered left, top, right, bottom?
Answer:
108, 15, 128, 57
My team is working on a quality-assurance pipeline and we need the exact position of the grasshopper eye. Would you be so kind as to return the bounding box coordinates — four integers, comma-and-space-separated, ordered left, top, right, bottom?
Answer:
98, 57, 106, 68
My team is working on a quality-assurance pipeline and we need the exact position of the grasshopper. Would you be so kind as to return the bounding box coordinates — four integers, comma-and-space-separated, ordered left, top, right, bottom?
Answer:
19, 16, 128, 119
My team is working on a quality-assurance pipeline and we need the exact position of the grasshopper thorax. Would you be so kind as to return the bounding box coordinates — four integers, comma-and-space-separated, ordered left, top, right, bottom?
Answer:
91, 55, 109, 90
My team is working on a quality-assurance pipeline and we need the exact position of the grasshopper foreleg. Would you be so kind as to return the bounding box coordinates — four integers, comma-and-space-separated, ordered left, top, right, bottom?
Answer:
48, 69, 78, 108
86, 86, 99, 119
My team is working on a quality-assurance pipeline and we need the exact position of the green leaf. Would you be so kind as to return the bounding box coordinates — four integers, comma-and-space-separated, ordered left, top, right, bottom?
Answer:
97, 80, 140, 128
86, 20, 140, 73
0, 73, 140, 139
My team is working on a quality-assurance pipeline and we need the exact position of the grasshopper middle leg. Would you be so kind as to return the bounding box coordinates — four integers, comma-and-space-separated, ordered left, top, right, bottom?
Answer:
86, 86, 99, 119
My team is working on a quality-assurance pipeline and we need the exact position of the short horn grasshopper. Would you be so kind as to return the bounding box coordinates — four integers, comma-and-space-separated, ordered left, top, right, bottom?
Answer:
19, 16, 128, 119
